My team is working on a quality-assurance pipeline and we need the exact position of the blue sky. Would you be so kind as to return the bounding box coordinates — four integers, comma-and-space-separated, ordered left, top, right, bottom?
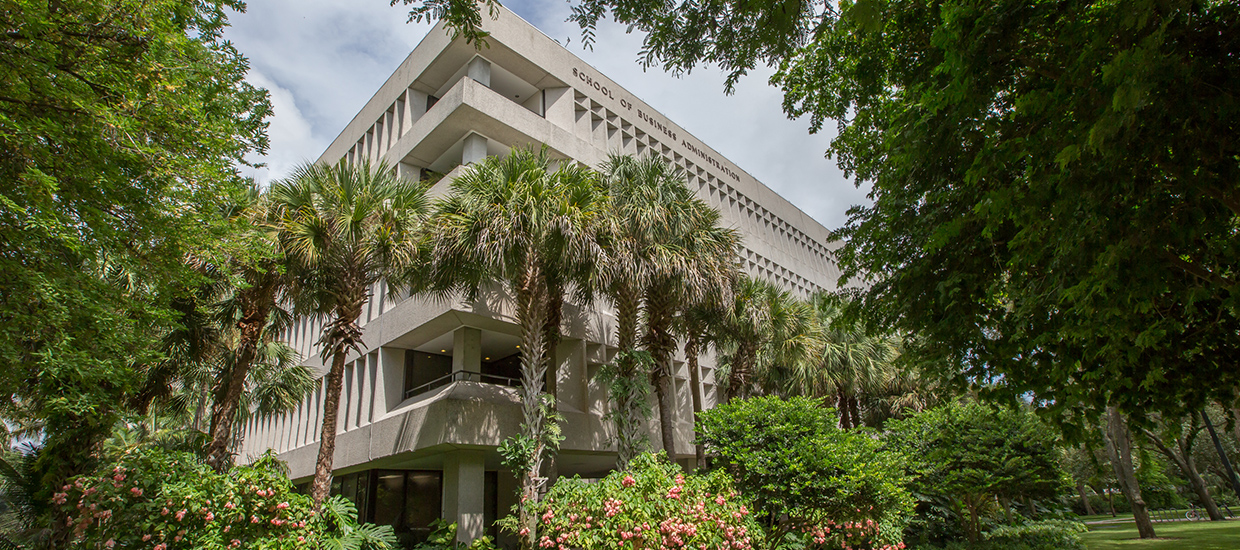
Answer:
223, 0, 868, 231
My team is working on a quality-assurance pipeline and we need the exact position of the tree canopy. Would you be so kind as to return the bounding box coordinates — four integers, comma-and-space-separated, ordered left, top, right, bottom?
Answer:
0, 0, 270, 493
397, 0, 1240, 424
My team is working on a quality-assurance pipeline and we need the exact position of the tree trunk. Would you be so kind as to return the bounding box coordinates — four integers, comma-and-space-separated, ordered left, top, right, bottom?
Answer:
514, 267, 550, 550
1143, 417, 1224, 521
1104, 406, 1156, 538
1077, 480, 1096, 516
836, 390, 852, 429
848, 394, 862, 429
643, 285, 678, 463
963, 494, 980, 544
1203, 411, 1240, 505
725, 343, 756, 403
541, 289, 562, 488
206, 316, 264, 472
685, 333, 705, 470
612, 284, 646, 470
310, 345, 348, 507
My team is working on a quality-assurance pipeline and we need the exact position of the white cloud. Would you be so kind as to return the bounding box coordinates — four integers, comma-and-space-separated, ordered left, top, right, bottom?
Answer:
224, 1, 868, 230
240, 71, 316, 185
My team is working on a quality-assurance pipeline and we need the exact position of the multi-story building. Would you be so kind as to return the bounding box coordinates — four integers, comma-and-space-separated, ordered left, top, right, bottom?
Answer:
239, 6, 843, 548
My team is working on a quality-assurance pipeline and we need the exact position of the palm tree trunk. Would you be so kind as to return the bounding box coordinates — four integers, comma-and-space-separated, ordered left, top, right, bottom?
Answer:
515, 266, 550, 550
541, 288, 562, 487
310, 346, 347, 507
725, 343, 756, 403
310, 300, 365, 508
643, 286, 678, 462
685, 333, 705, 470
836, 390, 852, 429
613, 284, 645, 470
1103, 406, 1156, 538
206, 316, 264, 472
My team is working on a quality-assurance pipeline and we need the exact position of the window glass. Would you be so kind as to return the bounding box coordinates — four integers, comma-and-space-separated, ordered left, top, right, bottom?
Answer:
373, 471, 407, 529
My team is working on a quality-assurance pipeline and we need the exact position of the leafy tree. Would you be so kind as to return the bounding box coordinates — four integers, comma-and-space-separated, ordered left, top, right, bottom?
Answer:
697, 396, 912, 549
420, 148, 606, 549
270, 160, 429, 507
599, 154, 738, 465
399, 0, 1240, 462
203, 188, 301, 471
885, 402, 1066, 544
1139, 412, 1226, 520
0, 0, 270, 517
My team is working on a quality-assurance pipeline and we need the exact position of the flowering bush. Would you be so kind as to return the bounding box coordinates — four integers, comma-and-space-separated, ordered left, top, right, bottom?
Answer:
506, 453, 762, 550
54, 445, 393, 550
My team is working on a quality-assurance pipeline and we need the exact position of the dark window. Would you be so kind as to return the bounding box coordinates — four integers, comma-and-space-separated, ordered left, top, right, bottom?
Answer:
484, 471, 498, 540
370, 470, 443, 548
482, 353, 521, 385
405, 350, 452, 397
426, 95, 439, 110
329, 471, 372, 521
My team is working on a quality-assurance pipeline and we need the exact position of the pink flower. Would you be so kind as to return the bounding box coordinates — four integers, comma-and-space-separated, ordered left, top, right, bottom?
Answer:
154, 545, 166, 550
112, 474, 125, 482
518, 527, 529, 536
175, 509, 186, 521
130, 487, 143, 497
224, 502, 236, 509
251, 515, 260, 524
276, 501, 289, 510
205, 512, 215, 522
297, 536, 305, 543
674, 474, 685, 486
104, 539, 115, 548
142, 535, 151, 542
622, 475, 636, 487
161, 507, 169, 516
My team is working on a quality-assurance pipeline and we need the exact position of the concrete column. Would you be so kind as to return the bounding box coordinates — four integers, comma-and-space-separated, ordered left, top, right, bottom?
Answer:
467, 56, 492, 88
452, 326, 482, 375
378, 346, 405, 415
442, 450, 486, 544
543, 87, 573, 129
405, 88, 429, 127
462, 133, 488, 165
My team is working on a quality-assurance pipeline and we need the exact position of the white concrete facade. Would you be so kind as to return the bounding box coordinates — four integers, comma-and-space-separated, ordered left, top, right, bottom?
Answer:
240, 7, 843, 548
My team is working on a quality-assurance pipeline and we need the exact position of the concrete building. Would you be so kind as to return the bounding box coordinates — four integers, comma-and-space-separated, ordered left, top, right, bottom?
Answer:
239, 6, 842, 548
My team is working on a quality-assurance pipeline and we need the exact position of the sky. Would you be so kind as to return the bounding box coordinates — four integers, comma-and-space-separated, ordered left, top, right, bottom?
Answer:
223, 0, 869, 231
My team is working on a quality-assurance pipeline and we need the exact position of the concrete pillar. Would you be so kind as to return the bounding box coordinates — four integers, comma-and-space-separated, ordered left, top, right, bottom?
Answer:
467, 56, 492, 88
452, 326, 482, 377
378, 346, 405, 414
462, 133, 488, 165
443, 450, 486, 544
543, 86, 573, 129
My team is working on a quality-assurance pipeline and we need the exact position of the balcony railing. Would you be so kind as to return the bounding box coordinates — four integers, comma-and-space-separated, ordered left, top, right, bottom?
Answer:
403, 370, 522, 399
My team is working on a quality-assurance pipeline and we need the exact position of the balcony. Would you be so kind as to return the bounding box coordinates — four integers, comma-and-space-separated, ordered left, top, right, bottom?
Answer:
404, 370, 521, 400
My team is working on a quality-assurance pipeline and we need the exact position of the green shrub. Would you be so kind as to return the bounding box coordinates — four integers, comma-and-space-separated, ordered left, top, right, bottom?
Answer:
697, 396, 913, 549
982, 520, 1087, 550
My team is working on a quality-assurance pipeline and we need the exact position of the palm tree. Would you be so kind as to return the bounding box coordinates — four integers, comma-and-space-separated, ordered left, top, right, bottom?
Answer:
204, 186, 298, 470
270, 159, 429, 507
599, 154, 738, 465
793, 293, 900, 429
420, 148, 606, 549
714, 276, 817, 402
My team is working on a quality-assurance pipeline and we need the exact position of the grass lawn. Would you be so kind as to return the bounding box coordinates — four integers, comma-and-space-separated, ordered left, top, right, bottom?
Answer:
1083, 519, 1240, 550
